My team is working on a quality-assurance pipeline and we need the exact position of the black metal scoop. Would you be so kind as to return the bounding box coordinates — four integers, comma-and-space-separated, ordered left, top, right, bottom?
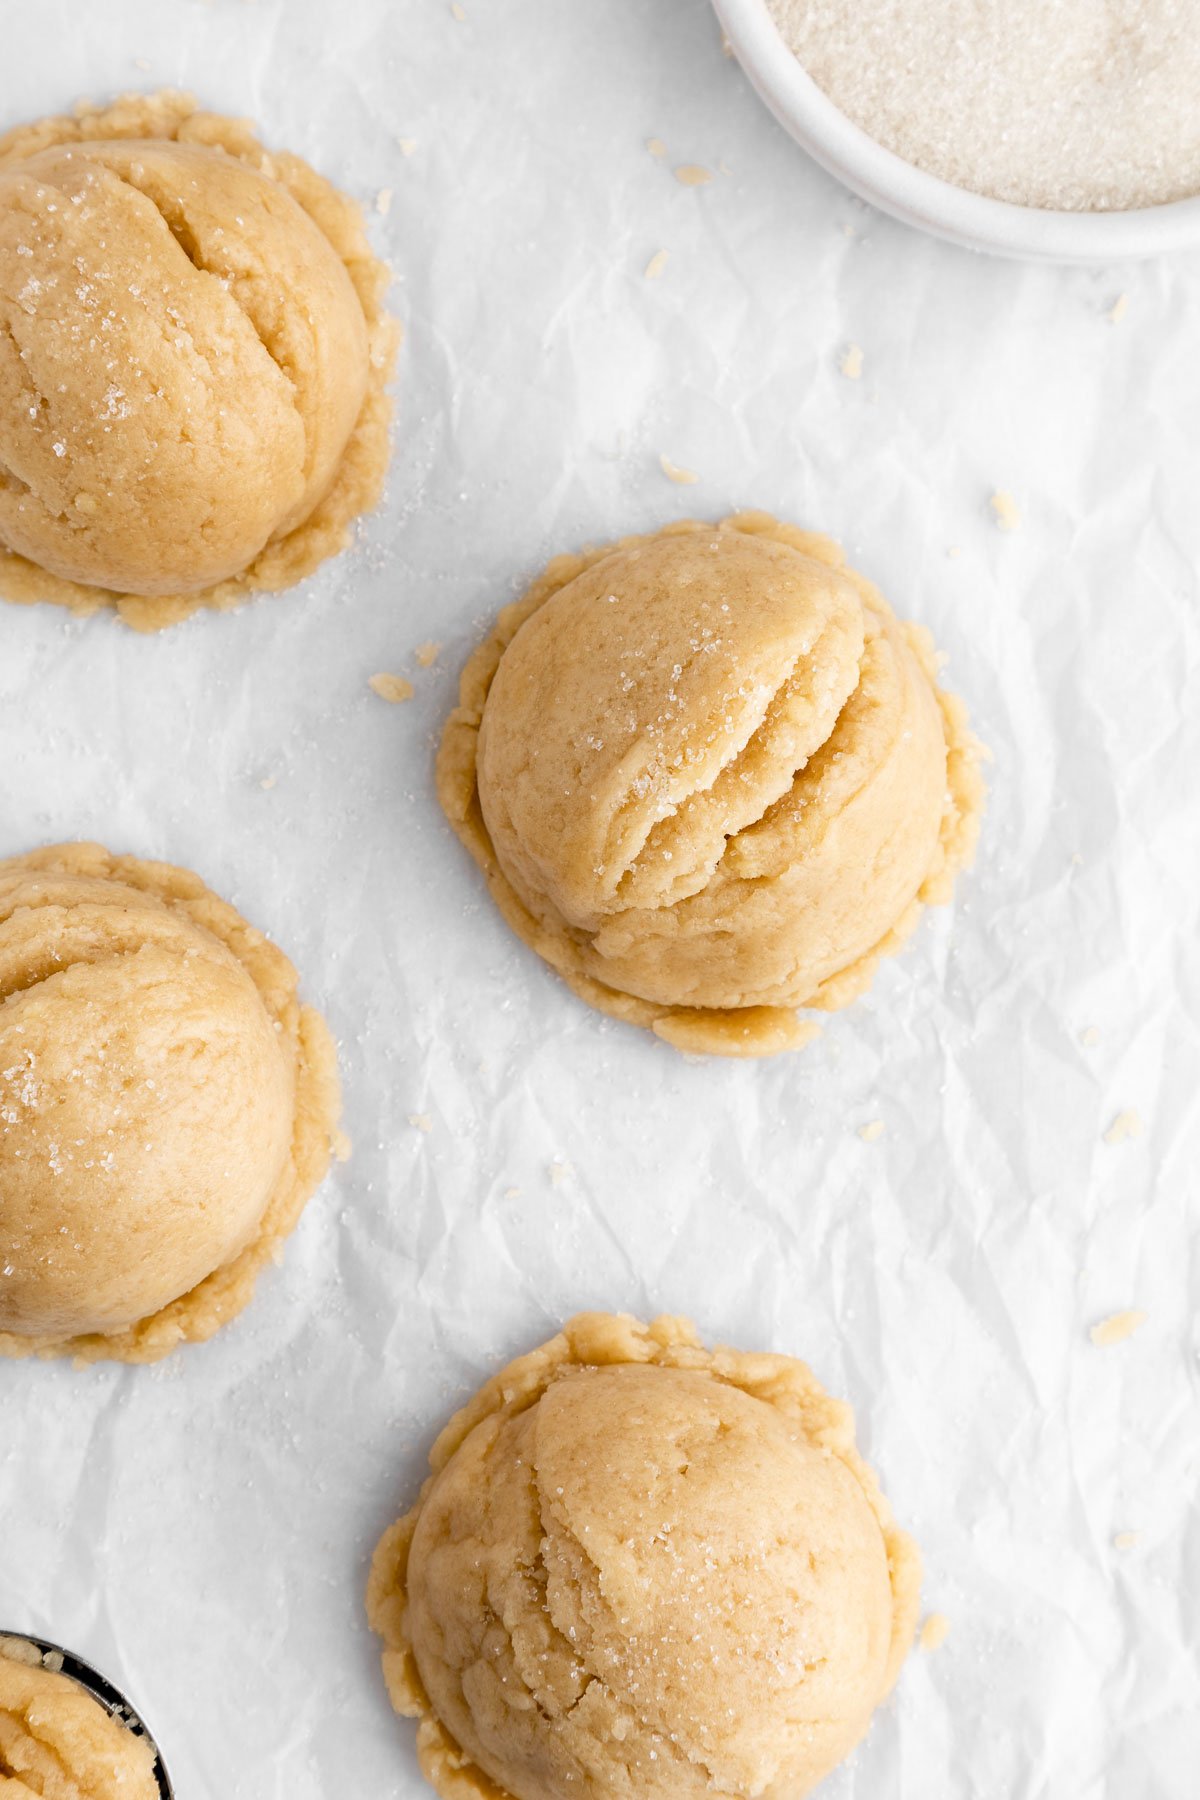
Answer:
0, 1634, 173, 1797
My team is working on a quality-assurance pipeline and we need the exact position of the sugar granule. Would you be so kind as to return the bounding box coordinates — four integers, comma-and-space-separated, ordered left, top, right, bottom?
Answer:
766, 0, 1200, 211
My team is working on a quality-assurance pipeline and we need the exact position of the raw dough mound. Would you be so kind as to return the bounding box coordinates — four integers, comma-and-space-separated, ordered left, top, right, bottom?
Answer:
0, 843, 342, 1364
438, 514, 984, 1056
0, 1638, 159, 1799
0, 90, 399, 630
368, 1313, 921, 1800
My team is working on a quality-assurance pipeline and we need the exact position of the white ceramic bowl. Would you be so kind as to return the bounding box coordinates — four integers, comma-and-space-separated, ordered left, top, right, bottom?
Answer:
713, 0, 1200, 262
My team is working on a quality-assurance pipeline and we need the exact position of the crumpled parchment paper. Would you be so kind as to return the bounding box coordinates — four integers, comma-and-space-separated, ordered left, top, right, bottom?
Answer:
0, 1, 1197, 1796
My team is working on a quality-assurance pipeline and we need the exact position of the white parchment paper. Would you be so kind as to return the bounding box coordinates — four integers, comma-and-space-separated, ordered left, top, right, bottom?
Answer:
1, 2, 1198, 1796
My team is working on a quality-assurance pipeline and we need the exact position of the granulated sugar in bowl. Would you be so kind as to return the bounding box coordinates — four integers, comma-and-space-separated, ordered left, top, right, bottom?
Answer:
713, 0, 1200, 260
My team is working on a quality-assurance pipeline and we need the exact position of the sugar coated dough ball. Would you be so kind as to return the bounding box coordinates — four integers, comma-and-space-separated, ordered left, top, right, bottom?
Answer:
437, 514, 985, 1056
368, 1313, 921, 1800
0, 91, 398, 629
0, 1640, 159, 1800
0, 843, 342, 1364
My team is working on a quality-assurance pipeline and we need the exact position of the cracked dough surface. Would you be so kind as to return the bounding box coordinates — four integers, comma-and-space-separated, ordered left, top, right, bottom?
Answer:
0, 1640, 158, 1799
0, 842, 342, 1364
0, 90, 398, 630
437, 514, 984, 1057
368, 1312, 920, 1800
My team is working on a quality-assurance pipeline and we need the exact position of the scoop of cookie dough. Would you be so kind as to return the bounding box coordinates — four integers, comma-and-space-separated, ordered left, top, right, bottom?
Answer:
438, 513, 984, 1056
0, 90, 398, 629
369, 1313, 920, 1800
0, 1639, 159, 1800
0, 842, 342, 1363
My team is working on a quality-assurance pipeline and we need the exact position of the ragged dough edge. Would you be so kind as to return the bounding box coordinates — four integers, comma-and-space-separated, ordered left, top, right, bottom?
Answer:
0, 842, 343, 1365
366, 1312, 922, 1800
0, 90, 401, 632
436, 513, 985, 1057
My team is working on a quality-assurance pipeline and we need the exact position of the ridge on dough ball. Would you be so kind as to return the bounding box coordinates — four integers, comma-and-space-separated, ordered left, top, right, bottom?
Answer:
437, 514, 985, 1057
0, 90, 399, 629
368, 1312, 921, 1800
0, 842, 343, 1364
0, 1641, 159, 1799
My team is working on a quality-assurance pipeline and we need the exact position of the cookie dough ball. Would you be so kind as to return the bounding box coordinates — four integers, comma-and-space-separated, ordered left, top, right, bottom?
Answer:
438, 514, 984, 1056
0, 1639, 160, 1800
0, 90, 398, 629
369, 1314, 920, 1800
0, 843, 342, 1363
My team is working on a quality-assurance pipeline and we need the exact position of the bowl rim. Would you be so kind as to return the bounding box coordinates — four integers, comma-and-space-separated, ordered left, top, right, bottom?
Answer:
0, 1633, 174, 1798
712, 0, 1200, 261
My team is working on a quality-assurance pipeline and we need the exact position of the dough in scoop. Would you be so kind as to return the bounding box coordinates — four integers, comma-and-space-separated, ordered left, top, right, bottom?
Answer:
0, 90, 398, 630
0, 1639, 159, 1800
438, 513, 984, 1056
368, 1312, 921, 1800
0, 842, 342, 1363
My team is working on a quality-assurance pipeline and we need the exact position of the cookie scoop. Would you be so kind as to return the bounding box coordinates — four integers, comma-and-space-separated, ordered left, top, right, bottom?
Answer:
0, 842, 342, 1363
369, 1313, 920, 1800
438, 513, 984, 1055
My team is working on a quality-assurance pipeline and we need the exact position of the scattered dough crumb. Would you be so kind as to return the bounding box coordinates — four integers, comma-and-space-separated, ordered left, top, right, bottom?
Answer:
376, 187, 393, 216
1078, 1025, 1101, 1047
1090, 1309, 1147, 1348
332, 1127, 353, 1164
1108, 294, 1129, 325
647, 137, 668, 158
398, 138, 418, 156
503, 1185, 521, 1200
369, 672, 414, 704
1113, 1530, 1140, 1550
660, 454, 699, 485
133, 57, 151, 72
858, 1119, 885, 1143
675, 164, 714, 187
840, 343, 864, 380
1103, 1108, 1143, 1146
989, 490, 1021, 531
415, 641, 442, 669
408, 1113, 432, 1134
721, 33, 735, 57
718, 159, 734, 176
919, 1613, 951, 1653
450, 2, 465, 18
946, 545, 961, 559
259, 774, 278, 791
549, 1158, 573, 1187
644, 249, 670, 281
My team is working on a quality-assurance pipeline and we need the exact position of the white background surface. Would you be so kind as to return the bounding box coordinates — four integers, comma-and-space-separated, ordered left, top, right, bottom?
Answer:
1, 2, 1198, 1796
